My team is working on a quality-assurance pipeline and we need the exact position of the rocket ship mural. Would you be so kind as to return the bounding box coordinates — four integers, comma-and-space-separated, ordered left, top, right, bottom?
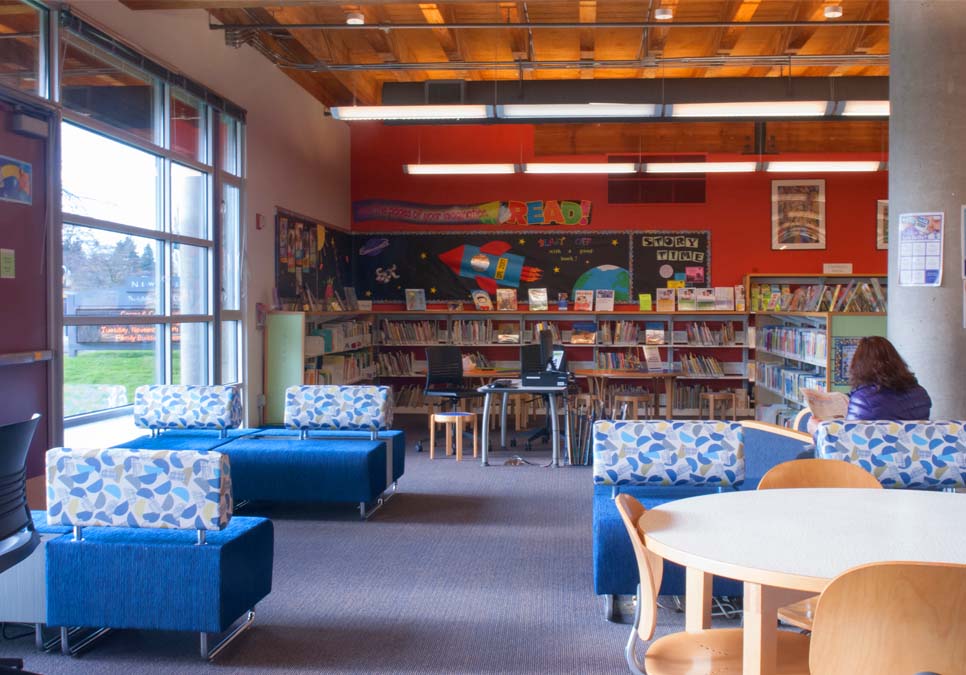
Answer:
438, 241, 542, 295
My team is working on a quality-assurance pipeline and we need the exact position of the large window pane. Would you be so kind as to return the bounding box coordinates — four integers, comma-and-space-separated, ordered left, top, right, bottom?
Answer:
62, 123, 161, 230
221, 320, 240, 384
63, 323, 160, 416
220, 115, 241, 176
171, 322, 208, 385
63, 224, 161, 316
221, 183, 240, 310
171, 242, 208, 315
0, 2, 43, 97
62, 33, 157, 142
170, 91, 205, 162
171, 162, 207, 238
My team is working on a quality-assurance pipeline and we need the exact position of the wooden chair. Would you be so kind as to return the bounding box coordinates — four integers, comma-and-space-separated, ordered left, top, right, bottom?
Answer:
758, 458, 882, 630
698, 391, 737, 420
613, 393, 654, 420
615, 494, 810, 675
810, 562, 966, 675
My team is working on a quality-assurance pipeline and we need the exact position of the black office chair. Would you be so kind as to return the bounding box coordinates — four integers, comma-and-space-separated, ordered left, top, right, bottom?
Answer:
420, 347, 484, 452
0, 413, 43, 675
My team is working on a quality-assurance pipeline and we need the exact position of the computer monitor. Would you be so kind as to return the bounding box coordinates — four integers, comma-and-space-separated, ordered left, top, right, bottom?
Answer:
520, 343, 544, 376
538, 329, 554, 368
549, 348, 566, 372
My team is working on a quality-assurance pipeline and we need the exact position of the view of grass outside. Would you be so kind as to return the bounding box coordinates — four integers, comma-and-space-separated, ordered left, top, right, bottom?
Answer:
63, 349, 180, 417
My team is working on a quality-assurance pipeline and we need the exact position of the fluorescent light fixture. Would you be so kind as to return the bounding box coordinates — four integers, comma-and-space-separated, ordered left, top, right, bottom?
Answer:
824, 5, 844, 18
330, 105, 491, 121
404, 163, 516, 175
654, 7, 673, 20
841, 100, 890, 117
766, 161, 882, 173
524, 162, 638, 174
644, 161, 758, 174
345, 11, 365, 25
670, 100, 829, 118
498, 103, 660, 119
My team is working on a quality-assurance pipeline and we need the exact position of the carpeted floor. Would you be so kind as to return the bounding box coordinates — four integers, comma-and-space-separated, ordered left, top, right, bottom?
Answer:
0, 428, 719, 674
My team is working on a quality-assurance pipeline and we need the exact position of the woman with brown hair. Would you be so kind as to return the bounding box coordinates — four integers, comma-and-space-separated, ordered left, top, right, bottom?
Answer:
846, 336, 931, 420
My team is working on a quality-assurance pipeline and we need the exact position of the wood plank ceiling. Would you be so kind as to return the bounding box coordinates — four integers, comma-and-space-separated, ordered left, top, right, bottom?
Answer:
113, 1, 891, 154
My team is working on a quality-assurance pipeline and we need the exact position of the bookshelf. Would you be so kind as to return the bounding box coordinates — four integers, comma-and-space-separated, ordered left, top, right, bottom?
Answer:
754, 311, 886, 417
374, 309, 754, 417
262, 311, 376, 425
745, 273, 888, 313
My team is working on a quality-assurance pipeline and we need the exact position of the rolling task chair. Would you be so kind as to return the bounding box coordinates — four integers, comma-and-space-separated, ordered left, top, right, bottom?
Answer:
0, 413, 42, 675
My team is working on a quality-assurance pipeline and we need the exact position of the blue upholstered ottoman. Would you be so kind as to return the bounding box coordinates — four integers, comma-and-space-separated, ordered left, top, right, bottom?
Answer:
113, 428, 259, 452
46, 516, 273, 635
221, 436, 389, 507
247, 428, 406, 482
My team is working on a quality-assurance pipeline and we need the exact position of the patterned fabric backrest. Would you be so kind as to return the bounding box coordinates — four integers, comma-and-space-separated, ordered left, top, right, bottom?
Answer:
133, 384, 243, 431
815, 420, 966, 489
593, 420, 744, 487
284, 385, 393, 431
45, 447, 232, 531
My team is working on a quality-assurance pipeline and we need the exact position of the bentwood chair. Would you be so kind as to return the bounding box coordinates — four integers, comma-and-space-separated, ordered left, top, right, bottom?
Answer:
810, 562, 966, 675
0, 413, 42, 675
758, 458, 882, 631
615, 494, 810, 675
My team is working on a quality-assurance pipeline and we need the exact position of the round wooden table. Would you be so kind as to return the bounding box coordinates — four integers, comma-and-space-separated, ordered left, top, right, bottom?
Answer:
639, 489, 966, 675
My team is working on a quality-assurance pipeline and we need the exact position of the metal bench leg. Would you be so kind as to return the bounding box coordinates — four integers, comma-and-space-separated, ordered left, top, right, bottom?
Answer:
60, 625, 111, 656
200, 609, 255, 661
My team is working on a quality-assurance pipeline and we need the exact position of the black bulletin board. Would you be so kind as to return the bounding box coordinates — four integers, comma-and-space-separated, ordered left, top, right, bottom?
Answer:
275, 210, 353, 302
632, 231, 711, 297
352, 231, 633, 302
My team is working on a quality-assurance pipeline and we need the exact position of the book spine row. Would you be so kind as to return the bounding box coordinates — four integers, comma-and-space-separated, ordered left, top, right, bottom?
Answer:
758, 363, 824, 403
377, 351, 415, 376
306, 320, 371, 355
757, 326, 828, 362
450, 319, 494, 344
304, 351, 375, 385
678, 352, 725, 376
380, 320, 438, 344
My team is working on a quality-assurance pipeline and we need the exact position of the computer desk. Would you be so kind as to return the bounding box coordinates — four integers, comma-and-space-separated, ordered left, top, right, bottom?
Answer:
477, 379, 571, 467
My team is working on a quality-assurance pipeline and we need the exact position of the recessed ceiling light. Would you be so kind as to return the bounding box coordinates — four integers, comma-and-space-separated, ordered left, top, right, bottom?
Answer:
654, 7, 673, 20
823, 5, 843, 18
345, 11, 365, 25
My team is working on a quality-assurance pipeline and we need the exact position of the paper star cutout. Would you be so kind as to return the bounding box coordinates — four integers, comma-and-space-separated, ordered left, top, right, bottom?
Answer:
553, 266, 560, 273
611, 239, 619, 246
420, 252, 427, 259
430, 287, 437, 294
518, 238, 526, 245
365, 290, 372, 297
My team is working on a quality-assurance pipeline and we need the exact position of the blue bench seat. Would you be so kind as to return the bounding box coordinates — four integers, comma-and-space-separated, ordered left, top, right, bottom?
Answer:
112, 428, 259, 452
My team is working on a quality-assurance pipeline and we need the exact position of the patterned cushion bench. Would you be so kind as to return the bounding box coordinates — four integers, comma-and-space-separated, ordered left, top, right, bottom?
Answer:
44, 447, 273, 660
815, 420, 966, 489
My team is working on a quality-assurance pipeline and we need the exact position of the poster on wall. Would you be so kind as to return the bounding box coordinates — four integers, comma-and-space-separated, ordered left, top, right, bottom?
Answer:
352, 199, 592, 227
897, 212, 943, 287
771, 179, 826, 250
275, 211, 353, 306
632, 231, 711, 298
831, 336, 862, 386
0, 154, 31, 205
876, 200, 888, 250
352, 231, 630, 302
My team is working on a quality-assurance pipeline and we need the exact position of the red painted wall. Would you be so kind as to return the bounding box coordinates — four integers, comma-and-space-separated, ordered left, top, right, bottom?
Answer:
350, 123, 887, 288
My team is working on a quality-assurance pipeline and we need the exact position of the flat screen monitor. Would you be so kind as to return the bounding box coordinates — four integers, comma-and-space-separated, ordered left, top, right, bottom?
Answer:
550, 348, 566, 372
520, 343, 544, 375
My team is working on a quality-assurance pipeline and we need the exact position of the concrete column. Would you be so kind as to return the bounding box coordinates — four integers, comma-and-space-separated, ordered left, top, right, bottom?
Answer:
888, 1, 966, 418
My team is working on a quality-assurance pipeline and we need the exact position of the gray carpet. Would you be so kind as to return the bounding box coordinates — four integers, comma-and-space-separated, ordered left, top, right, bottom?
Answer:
0, 432, 712, 674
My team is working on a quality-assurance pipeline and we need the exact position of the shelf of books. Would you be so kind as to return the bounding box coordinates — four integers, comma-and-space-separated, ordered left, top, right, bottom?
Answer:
745, 273, 888, 313
262, 311, 376, 425
753, 311, 886, 422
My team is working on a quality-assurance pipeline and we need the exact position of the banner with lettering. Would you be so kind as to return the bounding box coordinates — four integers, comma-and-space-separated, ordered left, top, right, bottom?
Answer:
352, 199, 592, 227
633, 231, 712, 297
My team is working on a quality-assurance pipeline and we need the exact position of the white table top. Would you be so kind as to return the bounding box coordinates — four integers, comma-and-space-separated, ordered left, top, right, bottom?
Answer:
640, 488, 966, 593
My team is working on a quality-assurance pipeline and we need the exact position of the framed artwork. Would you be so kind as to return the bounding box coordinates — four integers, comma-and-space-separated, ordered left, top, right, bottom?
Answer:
831, 336, 862, 387
876, 200, 888, 250
771, 179, 826, 250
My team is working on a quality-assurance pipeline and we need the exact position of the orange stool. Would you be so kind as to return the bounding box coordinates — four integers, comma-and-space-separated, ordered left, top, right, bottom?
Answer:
429, 411, 478, 461
699, 392, 737, 420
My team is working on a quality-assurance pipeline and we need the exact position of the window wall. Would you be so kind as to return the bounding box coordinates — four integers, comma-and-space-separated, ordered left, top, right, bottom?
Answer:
57, 22, 244, 419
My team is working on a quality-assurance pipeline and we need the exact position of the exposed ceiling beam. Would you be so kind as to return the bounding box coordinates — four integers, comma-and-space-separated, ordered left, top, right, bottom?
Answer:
123, 0, 621, 7
578, 0, 595, 80
208, 19, 890, 31
418, 3, 462, 62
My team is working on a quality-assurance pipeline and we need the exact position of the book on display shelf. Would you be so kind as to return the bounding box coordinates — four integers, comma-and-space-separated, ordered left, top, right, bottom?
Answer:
638, 293, 653, 311
714, 287, 735, 311
595, 289, 615, 312
656, 288, 676, 312
677, 288, 696, 312
496, 288, 518, 311
696, 288, 716, 311
404, 288, 426, 311
471, 290, 493, 311
574, 290, 594, 312
528, 288, 549, 311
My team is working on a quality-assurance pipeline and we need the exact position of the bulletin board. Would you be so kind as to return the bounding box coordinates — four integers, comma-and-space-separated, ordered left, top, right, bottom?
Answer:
275, 209, 353, 302
632, 231, 712, 297
352, 231, 633, 302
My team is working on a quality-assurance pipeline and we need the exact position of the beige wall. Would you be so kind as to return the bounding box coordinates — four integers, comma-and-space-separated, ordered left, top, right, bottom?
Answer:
69, 1, 351, 424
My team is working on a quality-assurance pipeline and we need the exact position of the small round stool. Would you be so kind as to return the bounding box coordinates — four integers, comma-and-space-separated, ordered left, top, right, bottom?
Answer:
613, 393, 654, 420
429, 411, 478, 461
699, 392, 737, 420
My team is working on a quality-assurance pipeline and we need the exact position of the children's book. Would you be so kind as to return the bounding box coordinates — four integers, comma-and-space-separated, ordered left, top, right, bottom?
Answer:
644, 321, 665, 345
574, 290, 594, 312
714, 287, 735, 311
642, 345, 663, 372
595, 289, 615, 312
734, 284, 746, 312
677, 287, 696, 311
696, 288, 716, 311
528, 288, 549, 311
496, 288, 518, 311
638, 293, 653, 311
570, 321, 597, 344
404, 289, 426, 311
656, 288, 676, 312
557, 292, 569, 311
471, 290, 493, 311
